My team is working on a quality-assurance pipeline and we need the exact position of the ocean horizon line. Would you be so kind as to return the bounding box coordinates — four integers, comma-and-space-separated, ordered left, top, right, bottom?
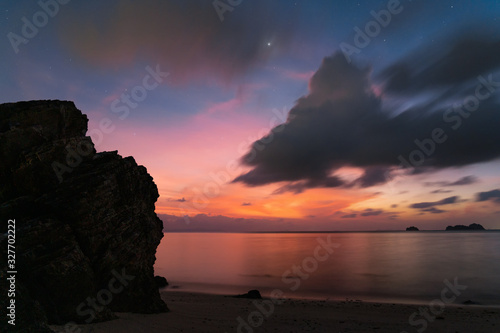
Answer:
162, 229, 500, 234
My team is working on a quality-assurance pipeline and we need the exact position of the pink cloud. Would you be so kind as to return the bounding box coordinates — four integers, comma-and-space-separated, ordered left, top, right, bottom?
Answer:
203, 97, 243, 117
200, 83, 269, 117
281, 69, 315, 81
58, 0, 293, 85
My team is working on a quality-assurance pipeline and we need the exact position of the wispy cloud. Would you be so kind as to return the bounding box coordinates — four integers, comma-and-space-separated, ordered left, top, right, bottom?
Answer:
424, 176, 478, 187
476, 189, 500, 204
410, 196, 459, 210
360, 208, 384, 217
430, 189, 453, 194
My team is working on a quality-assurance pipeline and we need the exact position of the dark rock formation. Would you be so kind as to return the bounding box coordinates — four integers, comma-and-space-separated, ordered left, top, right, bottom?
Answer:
446, 223, 485, 231
154, 275, 169, 288
406, 226, 419, 231
0, 100, 168, 332
463, 299, 481, 305
233, 290, 263, 299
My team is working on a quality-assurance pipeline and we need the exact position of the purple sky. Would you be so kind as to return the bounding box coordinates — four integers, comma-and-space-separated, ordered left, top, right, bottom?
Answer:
2, 0, 500, 231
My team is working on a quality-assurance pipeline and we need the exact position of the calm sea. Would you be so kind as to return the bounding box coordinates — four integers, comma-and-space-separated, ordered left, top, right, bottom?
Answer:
154, 232, 500, 306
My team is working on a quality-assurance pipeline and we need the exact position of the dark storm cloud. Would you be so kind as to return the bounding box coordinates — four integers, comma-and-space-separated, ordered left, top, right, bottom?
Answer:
60, 0, 295, 83
341, 214, 357, 219
424, 176, 478, 187
233, 42, 500, 193
380, 38, 500, 94
352, 166, 392, 188
476, 189, 500, 203
272, 176, 345, 195
409, 196, 458, 209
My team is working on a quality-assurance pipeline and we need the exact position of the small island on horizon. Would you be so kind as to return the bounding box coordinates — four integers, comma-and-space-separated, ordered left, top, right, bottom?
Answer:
446, 223, 486, 231
403, 224, 488, 232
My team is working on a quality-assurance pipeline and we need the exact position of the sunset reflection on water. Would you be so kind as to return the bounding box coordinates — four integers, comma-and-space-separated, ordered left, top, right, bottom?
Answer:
155, 232, 500, 304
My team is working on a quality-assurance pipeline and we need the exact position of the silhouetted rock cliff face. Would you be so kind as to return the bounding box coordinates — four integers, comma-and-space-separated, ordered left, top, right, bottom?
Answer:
0, 100, 167, 331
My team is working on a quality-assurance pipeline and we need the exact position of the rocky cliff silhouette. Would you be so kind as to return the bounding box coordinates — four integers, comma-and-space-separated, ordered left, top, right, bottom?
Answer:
0, 100, 168, 332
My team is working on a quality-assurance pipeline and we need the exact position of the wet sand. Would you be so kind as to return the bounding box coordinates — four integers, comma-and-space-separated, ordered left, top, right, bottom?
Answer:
50, 290, 500, 333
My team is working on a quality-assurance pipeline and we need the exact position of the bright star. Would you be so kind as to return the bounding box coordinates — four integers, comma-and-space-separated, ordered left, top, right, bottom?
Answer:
267, 42, 271, 46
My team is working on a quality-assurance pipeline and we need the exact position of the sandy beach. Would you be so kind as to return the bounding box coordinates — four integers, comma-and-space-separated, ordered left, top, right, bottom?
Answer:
49, 290, 500, 333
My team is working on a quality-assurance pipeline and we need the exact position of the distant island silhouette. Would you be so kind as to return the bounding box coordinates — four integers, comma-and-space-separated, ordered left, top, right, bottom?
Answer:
406, 226, 419, 231
446, 223, 485, 231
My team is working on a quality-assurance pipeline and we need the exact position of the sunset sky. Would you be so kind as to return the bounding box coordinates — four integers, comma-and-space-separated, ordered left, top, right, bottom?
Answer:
2, 0, 500, 231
